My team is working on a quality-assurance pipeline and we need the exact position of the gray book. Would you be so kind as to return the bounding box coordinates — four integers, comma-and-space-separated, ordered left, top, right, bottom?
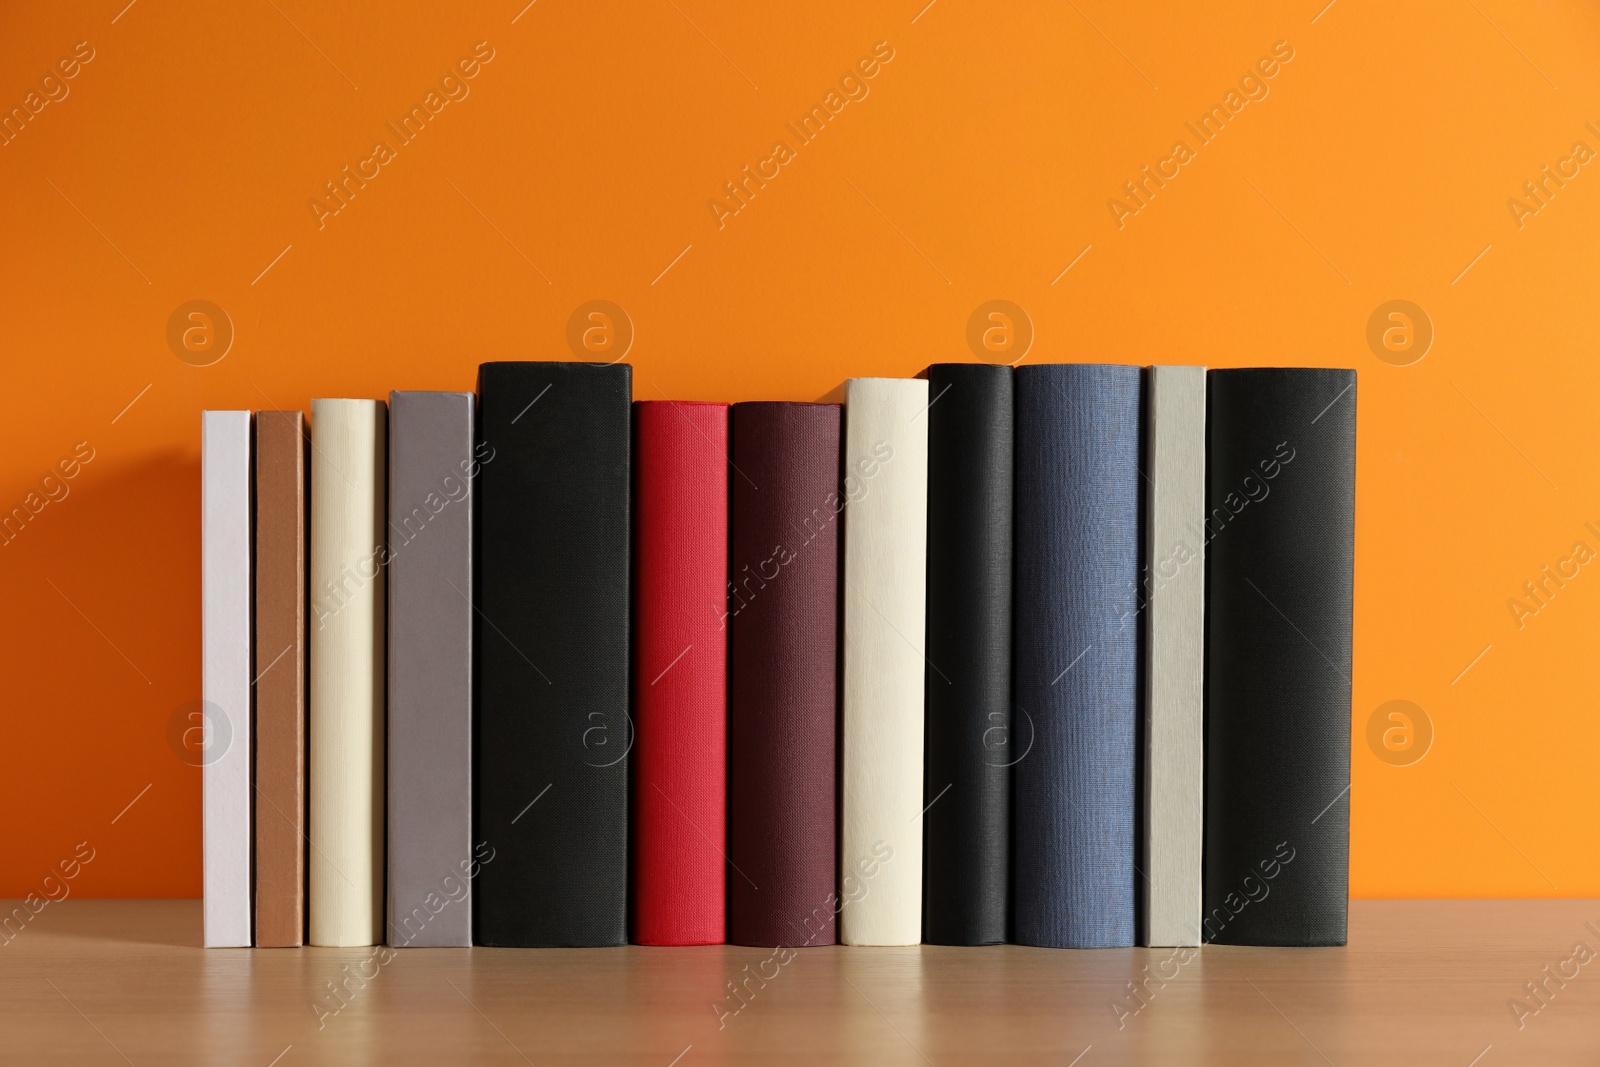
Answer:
1141, 366, 1206, 947
386, 391, 476, 947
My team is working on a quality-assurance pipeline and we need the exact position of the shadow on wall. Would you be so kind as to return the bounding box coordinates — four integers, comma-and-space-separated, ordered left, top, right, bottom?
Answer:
0, 448, 203, 899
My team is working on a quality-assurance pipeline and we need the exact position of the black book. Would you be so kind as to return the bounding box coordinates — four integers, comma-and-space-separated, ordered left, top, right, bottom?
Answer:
919, 363, 1012, 945
1202, 367, 1354, 947
474, 361, 631, 946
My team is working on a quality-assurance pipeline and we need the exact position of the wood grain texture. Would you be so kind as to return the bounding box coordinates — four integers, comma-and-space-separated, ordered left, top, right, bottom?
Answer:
1, 900, 1597, 1064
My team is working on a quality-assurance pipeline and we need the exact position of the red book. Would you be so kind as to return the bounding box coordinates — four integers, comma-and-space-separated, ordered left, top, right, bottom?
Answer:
631, 401, 729, 945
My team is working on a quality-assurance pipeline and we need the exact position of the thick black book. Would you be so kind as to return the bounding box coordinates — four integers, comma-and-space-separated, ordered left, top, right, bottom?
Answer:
474, 361, 631, 947
1202, 367, 1354, 947
919, 363, 1012, 945
1013, 364, 1142, 948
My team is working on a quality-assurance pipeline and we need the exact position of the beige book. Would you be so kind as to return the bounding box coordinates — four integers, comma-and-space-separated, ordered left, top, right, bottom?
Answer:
308, 399, 387, 947
829, 377, 928, 946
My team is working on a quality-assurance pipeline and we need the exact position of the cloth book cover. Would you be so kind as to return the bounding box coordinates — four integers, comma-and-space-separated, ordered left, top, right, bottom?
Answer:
631, 400, 729, 946
474, 361, 631, 947
308, 398, 387, 948
831, 378, 929, 947
386, 391, 475, 948
201, 410, 253, 948
1013, 364, 1141, 949
726, 402, 841, 948
1140, 367, 1206, 948
919, 363, 1013, 946
1203, 367, 1355, 947
253, 409, 305, 948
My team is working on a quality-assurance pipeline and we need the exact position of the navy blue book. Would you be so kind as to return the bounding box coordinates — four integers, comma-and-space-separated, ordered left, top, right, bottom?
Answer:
1012, 363, 1142, 948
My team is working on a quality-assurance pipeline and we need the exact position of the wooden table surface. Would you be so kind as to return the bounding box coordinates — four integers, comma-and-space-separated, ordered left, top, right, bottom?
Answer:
0, 899, 1596, 1065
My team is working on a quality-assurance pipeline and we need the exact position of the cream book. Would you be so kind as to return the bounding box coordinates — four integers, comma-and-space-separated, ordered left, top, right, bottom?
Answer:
308, 399, 387, 947
829, 377, 928, 946
201, 411, 253, 948
1141, 366, 1206, 947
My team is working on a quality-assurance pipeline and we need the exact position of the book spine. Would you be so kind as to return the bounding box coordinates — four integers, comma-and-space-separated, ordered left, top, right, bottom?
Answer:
921, 364, 1012, 946
1013, 364, 1142, 948
308, 399, 387, 947
254, 410, 306, 947
1203, 368, 1354, 947
386, 392, 475, 948
631, 401, 728, 946
475, 362, 631, 947
840, 378, 928, 946
727, 402, 840, 948
202, 410, 253, 948
1141, 367, 1206, 948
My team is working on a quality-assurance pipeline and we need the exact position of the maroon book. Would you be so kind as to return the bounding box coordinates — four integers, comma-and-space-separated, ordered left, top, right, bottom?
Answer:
727, 402, 841, 948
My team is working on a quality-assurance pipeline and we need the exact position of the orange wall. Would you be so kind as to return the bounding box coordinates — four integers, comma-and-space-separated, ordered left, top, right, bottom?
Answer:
2, 0, 1598, 898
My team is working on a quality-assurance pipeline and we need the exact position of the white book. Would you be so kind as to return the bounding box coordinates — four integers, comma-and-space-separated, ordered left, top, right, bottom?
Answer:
201, 411, 253, 948
308, 399, 387, 947
1142, 366, 1206, 947
833, 377, 928, 946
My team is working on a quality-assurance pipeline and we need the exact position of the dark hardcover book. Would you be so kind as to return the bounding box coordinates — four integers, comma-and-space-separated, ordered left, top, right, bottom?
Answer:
919, 364, 1012, 946
1202, 368, 1354, 947
726, 402, 841, 948
1013, 364, 1142, 948
474, 362, 631, 947
387, 391, 475, 948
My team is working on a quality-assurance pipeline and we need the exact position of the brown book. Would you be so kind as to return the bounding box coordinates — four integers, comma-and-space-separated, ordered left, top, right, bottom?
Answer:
254, 410, 306, 946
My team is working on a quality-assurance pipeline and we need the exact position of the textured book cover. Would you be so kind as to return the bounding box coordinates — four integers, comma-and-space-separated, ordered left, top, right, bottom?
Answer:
1013, 364, 1141, 949
254, 410, 305, 948
1203, 368, 1354, 947
919, 363, 1012, 946
833, 377, 928, 947
631, 401, 728, 946
308, 398, 387, 947
387, 392, 475, 948
726, 402, 840, 948
475, 362, 631, 948
1141, 367, 1206, 948
202, 410, 253, 948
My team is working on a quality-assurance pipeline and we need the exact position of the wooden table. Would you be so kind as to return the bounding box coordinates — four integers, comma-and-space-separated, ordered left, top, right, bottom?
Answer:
0, 899, 1594, 1064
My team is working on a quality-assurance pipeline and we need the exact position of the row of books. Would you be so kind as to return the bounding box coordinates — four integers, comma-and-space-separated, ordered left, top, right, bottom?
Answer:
201, 361, 1355, 950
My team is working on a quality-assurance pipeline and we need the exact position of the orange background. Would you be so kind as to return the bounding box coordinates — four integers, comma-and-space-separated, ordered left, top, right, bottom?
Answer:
2, 0, 1597, 899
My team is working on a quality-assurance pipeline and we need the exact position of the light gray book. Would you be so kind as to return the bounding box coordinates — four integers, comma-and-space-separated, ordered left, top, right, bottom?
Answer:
1141, 366, 1206, 947
201, 410, 253, 948
386, 391, 475, 947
